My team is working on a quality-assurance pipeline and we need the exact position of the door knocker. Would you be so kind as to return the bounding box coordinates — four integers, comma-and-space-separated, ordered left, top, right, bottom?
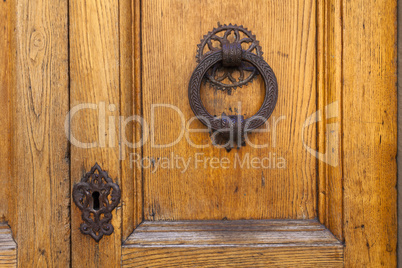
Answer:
188, 23, 278, 151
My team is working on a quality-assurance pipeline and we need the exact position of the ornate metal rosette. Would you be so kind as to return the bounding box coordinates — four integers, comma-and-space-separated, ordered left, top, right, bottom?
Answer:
196, 23, 263, 93
73, 163, 121, 242
188, 50, 278, 151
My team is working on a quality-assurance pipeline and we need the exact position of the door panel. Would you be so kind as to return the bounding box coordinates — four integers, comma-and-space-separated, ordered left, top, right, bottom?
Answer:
1, 0, 397, 267
8, 0, 70, 266
142, 0, 317, 221
342, 0, 397, 266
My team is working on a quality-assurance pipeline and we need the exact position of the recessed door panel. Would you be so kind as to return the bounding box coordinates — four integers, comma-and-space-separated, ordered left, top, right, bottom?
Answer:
142, 0, 317, 221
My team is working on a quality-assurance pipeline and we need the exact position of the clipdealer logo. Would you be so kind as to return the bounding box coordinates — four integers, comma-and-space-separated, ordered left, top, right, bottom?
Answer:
64, 101, 339, 169
302, 101, 339, 167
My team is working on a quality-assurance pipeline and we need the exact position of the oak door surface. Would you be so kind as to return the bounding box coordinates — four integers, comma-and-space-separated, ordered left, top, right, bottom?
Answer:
1, 0, 397, 267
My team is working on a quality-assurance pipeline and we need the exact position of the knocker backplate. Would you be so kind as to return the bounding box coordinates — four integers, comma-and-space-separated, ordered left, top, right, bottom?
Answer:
196, 23, 264, 93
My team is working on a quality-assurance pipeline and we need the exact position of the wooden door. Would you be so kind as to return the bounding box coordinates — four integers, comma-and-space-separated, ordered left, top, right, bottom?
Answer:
0, 0, 397, 267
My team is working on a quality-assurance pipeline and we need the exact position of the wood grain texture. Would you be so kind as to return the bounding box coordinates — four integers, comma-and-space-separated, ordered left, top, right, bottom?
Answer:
125, 220, 340, 245
398, 0, 402, 263
0, 0, 11, 223
70, 0, 121, 266
120, 0, 135, 242
0, 224, 17, 267
317, 0, 343, 240
123, 246, 343, 268
122, 220, 343, 267
6, 0, 17, 235
342, 0, 397, 267
142, 0, 317, 221
133, 0, 144, 235
11, 0, 70, 266
2, 0, 396, 266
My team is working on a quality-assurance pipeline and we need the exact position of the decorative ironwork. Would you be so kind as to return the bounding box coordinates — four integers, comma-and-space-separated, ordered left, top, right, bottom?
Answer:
196, 23, 263, 93
189, 24, 278, 151
73, 163, 121, 242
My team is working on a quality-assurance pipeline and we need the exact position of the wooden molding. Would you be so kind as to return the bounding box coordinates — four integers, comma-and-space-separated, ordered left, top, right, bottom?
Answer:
121, 0, 144, 243
123, 0, 397, 267
122, 220, 343, 267
317, 0, 343, 240
0, 0, 11, 224
0, 224, 17, 268
69, 0, 122, 266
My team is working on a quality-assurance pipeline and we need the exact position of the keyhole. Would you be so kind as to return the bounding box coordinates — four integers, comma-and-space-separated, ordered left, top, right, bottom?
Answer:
92, 191, 100, 210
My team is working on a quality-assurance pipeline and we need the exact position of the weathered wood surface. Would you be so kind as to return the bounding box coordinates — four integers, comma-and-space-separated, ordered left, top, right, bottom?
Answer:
317, 0, 343, 240
10, 0, 70, 266
125, 220, 339, 245
0, 224, 17, 268
1, 0, 397, 267
122, 220, 343, 267
120, 0, 138, 242
123, 246, 343, 268
398, 0, 402, 264
0, 0, 11, 223
142, 0, 317, 221
70, 0, 122, 266
342, 0, 397, 267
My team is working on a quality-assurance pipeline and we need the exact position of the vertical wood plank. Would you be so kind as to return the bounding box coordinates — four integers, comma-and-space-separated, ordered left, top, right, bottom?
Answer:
70, 0, 122, 266
11, 0, 70, 266
398, 0, 402, 263
343, 0, 397, 266
0, 0, 11, 222
317, 0, 343, 240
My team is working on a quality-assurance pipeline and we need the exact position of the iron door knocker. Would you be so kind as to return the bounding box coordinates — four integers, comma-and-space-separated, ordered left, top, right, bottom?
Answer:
188, 23, 278, 151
